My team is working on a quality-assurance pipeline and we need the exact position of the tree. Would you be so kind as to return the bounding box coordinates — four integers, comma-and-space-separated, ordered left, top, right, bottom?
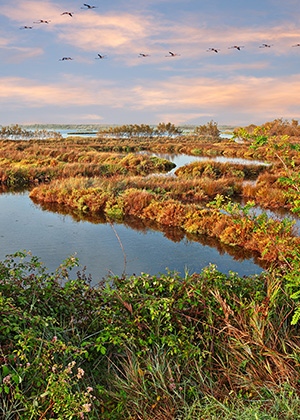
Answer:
194, 120, 220, 141
155, 122, 182, 137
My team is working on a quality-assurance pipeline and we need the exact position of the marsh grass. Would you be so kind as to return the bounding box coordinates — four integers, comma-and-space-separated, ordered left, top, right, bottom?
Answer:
0, 142, 175, 185
30, 175, 299, 265
175, 160, 267, 180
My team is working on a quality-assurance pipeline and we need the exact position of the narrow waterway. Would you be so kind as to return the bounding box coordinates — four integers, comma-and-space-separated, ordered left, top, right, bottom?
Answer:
148, 152, 270, 175
0, 192, 264, 285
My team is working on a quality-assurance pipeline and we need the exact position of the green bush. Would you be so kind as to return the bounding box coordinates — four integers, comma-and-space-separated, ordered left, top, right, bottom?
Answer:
1, 251, 300, 419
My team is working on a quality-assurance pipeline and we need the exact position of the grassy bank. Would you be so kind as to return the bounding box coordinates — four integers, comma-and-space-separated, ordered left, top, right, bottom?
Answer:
1, 251, 300, 419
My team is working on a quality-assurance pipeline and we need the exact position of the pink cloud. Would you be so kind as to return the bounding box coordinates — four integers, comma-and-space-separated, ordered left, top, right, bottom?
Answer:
1, 74, 300, 122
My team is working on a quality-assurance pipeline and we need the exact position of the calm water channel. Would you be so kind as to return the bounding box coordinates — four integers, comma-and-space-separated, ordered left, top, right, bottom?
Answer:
4, 151, 295, 284
0, 191, 264, 284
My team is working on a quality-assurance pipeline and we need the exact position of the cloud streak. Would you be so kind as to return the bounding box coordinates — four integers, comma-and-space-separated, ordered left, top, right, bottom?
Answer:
1, 74, 300, 124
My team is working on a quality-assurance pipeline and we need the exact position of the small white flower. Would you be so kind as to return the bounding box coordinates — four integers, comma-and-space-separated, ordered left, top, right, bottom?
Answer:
77, 367, 85, 379
82, 403, 91, 412
3, 375, 11, 385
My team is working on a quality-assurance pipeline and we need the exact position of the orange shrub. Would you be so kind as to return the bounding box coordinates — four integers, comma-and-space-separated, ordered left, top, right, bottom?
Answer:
122, 188, 154, 216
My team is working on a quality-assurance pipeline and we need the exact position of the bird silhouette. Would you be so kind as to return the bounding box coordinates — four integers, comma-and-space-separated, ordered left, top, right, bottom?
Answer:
59, 57, 73, 61
207, 48, 220, 53
292, 43, 300, 47
81, 4, 98, 9
139, 53, 150, 57
33, 19, 51, 24
259, 43, 273, 48
20, 26, 33, 29
61, 12, 74, 17
95, 54, 107, 59
166, 51, 180, 57
228, 45, 244, 51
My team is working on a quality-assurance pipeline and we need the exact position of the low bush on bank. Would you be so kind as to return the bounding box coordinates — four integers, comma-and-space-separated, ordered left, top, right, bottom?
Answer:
1, 251, 300, 419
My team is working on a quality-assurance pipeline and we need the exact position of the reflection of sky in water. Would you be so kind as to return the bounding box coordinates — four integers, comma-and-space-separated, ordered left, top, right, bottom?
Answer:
155, 153, 270, 175
0, 193, 264, 285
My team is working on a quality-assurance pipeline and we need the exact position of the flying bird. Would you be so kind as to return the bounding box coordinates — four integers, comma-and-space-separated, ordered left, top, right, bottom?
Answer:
207, 48, 220, 53
292, 43, 300, 47
95, 53, 107, 59
228, 45, 244, 51
259, 43, 273, 48
20, 26, 33, 29
139, 53, 150, 57
33, 19, 51, 24
166, 51, 180, 57
61, 12, 74, 17
59, 57, 74, 61
81, 4, 98, 9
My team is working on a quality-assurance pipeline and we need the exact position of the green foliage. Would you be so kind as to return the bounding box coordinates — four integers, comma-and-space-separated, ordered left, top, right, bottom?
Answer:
283, 251, 300, 325
1, 251, 300, 418
0, 252, 100, 418
93, 266, 266, 362
233, 118, 300, 140
245, 130, 300, 214
249, 135, 268, 148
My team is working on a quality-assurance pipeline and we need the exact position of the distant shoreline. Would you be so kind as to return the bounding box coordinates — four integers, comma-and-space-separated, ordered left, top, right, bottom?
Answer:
67, 132, 98, 135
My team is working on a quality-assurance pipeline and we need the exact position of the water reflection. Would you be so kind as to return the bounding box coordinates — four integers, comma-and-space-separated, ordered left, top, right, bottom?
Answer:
156, 153, 270, 174
0, 192, 264, 284
33, 197, 266, 269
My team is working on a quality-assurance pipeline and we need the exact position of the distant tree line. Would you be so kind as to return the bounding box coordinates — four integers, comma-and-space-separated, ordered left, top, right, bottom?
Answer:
0, 120, 224, 141
97, 122, 183, 138
97, 120, 222, 140
0, 124, 62, 140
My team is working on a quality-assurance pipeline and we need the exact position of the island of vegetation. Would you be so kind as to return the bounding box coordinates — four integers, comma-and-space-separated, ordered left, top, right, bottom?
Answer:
0, 118, 300, 419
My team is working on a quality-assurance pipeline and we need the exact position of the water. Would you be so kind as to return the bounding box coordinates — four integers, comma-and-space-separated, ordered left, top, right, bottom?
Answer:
150, 153, 270, 175
59, 129, 98, 138
58, 129, 233, 139
0, 192, 264, 284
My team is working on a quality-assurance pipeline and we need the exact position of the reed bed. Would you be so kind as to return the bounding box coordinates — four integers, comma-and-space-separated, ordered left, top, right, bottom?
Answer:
175, 160, 267, 180
29, 174, 299, 265
0, 144, 175, 185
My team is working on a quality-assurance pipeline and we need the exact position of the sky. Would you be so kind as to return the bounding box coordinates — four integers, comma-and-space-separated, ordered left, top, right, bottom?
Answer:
1, 0, 300, 127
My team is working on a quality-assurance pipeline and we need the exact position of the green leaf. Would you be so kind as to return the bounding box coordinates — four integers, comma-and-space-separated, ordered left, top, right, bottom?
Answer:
12, 374, 22, 385
291, 307, 300, 325
2, 365, 10, 376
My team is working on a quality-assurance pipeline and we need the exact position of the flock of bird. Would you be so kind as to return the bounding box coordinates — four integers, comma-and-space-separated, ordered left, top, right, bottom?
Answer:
18, 3, 300, 63
18, 4, 186, 61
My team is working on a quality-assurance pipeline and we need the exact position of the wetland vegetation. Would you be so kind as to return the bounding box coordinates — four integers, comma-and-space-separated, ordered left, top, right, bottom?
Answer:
1, 118, 300, 418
